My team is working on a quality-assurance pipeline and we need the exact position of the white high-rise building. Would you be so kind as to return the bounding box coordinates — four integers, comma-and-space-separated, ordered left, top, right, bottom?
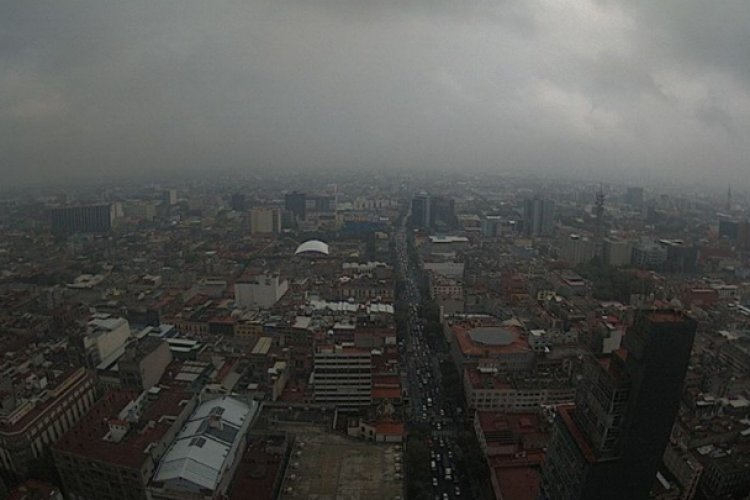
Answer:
250, 207, 281, 234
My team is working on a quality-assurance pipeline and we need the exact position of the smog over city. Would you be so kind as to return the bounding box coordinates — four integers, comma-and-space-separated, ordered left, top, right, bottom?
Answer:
1, 3, 750, 500
2, 1, 750, 190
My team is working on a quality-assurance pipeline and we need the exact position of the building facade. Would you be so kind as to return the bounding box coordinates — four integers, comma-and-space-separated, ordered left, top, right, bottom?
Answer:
541, 310, 697, 500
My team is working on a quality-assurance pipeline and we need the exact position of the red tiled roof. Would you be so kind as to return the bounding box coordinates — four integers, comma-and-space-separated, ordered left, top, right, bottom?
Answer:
53, 389, 192, 468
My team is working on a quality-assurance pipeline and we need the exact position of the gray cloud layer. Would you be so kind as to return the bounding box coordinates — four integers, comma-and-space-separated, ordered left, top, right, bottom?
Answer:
2, 0, 749, 188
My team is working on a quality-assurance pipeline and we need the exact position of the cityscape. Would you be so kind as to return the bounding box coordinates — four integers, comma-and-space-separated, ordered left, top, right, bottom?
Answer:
0, 173, 749, 500
3, 1, 750, 500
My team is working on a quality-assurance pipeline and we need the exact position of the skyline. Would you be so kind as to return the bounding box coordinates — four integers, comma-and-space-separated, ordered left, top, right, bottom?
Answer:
2, 1, 750, 189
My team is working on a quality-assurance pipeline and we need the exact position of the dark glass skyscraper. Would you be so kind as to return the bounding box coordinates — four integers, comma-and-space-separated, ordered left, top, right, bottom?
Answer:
542, 309, 697, 500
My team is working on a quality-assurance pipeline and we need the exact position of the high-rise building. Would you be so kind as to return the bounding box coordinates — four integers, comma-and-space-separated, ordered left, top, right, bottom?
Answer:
411, 194, 431, 229
541, 310, 697, 500
161, 189, 178, 206
523, 197, 555, 237
603, 238, 633, 267
411, 194, 457, 230
230, 192, 246, 212
250, 207, 281, 234
49, 204, 114, 235
284, 191, 306, 221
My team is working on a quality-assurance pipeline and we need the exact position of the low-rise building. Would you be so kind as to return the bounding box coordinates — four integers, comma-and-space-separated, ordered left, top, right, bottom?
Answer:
53, 388, 197, 500
149, 396, 259, 500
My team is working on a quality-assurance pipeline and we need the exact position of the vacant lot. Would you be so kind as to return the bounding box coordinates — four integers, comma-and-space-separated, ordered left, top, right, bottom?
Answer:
278, 424, 403, 500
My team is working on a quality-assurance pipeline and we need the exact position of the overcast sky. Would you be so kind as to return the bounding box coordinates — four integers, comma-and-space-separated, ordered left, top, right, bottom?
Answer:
2, 0, 749, 189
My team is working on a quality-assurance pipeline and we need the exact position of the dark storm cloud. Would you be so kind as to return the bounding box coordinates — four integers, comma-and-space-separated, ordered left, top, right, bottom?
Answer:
1, 0, 749, 188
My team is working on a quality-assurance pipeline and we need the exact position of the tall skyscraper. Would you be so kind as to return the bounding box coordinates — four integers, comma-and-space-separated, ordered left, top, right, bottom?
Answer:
541, 309, 697, 500
284, 191, 306, 221
230, 192, 246, 212
250, 207, 281, 234
411, 194, 431, 229
523, 197, 555, 237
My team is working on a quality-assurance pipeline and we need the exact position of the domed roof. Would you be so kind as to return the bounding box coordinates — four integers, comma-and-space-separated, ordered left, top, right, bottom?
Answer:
294, 239, 329, 256
468, 326, 516, 346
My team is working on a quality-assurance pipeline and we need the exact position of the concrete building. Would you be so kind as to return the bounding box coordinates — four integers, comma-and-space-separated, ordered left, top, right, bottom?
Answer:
449, 323, 534, 376
559, 235, 596, 265
49, 204, 114, 235
312, 345, 372, 407
0, 367, 97, 479
284, 191, 306, 221
53, 388, 197, 500
149, 396, 258, 500
603, 238, 633, 267
234, 272, 288, 310
76, 314, 131, 369
250, 207, 281, 234
118, 338, 173, 391
463, 367, 574, 412
523, 197, 555, 237
541, 310, 697, 500
632, 240, 668, 269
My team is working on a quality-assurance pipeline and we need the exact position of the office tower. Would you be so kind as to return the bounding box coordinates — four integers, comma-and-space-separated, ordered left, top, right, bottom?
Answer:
411, 194, 457, 230
250, 207, 281, 234
284, 191, 306, 220
161, 189, 178, 206
430, 195, 458, 229
49, 204, 114, 235
523, 197, 555, 237
230, 192, 246, 212
411, 194, 431, 229
541, 310, 697, 500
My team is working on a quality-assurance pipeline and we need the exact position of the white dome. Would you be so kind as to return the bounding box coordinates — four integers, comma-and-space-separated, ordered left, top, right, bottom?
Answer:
294, 240, 329, 256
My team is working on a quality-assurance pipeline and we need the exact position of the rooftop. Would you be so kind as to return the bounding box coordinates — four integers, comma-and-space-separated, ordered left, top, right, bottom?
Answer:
154, 396, 259, 492
53, 388, 193, 468
453, 324, 530, 357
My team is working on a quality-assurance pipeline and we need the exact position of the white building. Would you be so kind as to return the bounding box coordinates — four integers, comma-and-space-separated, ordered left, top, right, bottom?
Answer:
84, 314, 131, 367
312, 345, 372, 406
559, 234, 596, 265
150, 396, 258, 500
234, 272, 288, 309
250, 207, 281, 234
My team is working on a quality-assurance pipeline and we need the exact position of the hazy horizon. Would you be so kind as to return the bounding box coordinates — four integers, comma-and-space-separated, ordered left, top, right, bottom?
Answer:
3, 1, 749, 189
